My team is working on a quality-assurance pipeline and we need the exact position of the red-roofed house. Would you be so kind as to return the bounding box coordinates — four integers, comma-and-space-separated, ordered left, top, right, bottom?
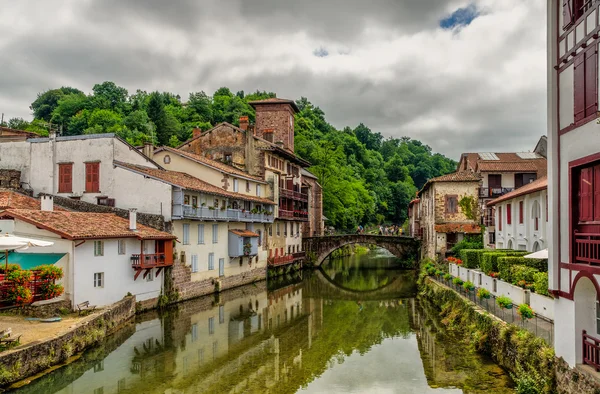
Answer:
416, 172, 481, 259
487, 177, 548, 252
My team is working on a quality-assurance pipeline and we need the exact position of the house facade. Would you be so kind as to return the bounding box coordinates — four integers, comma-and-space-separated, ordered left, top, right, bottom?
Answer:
0, 205, 175, 308
417, 172, 481, 259
408, 198, 421, 239
548, 0, 600, 368
487, 177, 548, 252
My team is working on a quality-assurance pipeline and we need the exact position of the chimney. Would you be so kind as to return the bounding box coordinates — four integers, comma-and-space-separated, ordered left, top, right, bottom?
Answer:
129, 208, 137, 231
143, 142, 153, 159
239, 116, 249, 132
41, 195, 54, 212
193, 127, 202, 139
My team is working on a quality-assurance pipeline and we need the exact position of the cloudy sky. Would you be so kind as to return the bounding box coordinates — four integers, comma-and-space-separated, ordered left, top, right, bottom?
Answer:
0, 0, 546, 159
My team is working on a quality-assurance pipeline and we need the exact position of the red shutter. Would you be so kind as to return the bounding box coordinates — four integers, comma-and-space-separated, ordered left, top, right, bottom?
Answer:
58, 163, 72, 193
585, 46, 598, 117
85, 163, 100, 193
519, 201, 524, 224
575, 52, 586, 122
579, 167, 593, 222
563, 0, 574, 30
499, 206, 502, 231
594, 164, 600, 221
507, 204, 512, 225
546, 194, 549, 222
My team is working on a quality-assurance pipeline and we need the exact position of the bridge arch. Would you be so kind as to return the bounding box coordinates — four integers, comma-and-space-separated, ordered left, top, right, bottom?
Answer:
302, 235, 420, 267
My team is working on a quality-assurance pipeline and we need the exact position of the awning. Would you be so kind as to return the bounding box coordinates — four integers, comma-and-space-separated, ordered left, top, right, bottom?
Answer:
0, 252, 66, 270
524, 249, 548, 259
229, 229, 259, 237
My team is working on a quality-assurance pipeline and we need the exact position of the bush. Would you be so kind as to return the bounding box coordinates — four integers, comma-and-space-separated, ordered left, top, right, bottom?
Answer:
463, 281, 475, 291
481, 252, 506, 275
497, 295, 513, 309
522, 258, 547, 272
510, 265, 539, 285
533, 272, 549, 296
518, 304, 534, 319
477, 288, 491, 299
0, 264, 20, 274
443, 273, 452, 281
7, 269, 32, 286
499, 257, 545, 283
434, 269, 444, 277
39, 283, 64, 300
452, 277, 464, 286
33, 265, 64, 281
459, 249, 484, 269
451, 234, 483, 254
7, 285, 33, 305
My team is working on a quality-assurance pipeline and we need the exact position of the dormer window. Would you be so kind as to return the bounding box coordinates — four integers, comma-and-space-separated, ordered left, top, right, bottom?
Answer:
224, 153, 232, 163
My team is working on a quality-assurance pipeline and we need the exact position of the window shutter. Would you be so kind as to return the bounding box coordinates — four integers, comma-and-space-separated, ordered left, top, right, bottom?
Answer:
579, 167, 594, 222
519, 201, 524, 224
85, 163, 100, 193
58, 164, 72, 193
507, 204, 512, 225
563, 0, 574, 30
499, 206, 503, 231
574, 52, 586, 122
585, 46, 598, 117
594, 165, 600, 221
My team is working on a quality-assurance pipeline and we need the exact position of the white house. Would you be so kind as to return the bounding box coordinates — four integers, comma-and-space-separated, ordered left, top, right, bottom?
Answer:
548, 0, 600, 369
0, 205, 175, 308
487, 177, 548, 252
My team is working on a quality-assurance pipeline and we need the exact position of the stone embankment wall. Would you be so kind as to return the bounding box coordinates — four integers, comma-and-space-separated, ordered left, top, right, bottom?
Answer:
421, 277, 600, 394
0, 296, 136, 388
20, 299, 72, 318
170, 259, 266, 303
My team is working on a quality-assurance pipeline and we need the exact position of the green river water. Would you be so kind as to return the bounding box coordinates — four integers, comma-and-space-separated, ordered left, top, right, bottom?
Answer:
10, 249, 514, 393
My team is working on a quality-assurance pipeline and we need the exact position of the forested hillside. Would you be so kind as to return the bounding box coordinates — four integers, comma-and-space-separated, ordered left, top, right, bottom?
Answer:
4, 82, 457, 230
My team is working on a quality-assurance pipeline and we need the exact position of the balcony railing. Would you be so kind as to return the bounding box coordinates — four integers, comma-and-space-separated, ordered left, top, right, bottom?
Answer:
268, 254, 294, 267
479, 187, 514, 198
292, 251, 305, 261
131, 253, 170, 269
574, 233, 600, 265
583, 330, 600, 371
278, 209, 309, 220
182, 205, 274, 223
279, 188, 308, 202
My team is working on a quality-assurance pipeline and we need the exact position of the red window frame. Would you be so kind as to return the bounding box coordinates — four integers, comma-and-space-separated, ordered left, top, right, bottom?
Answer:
519, 201, 524, 224
498, 206, 502, 231
85, 162, 100, 193
507, 203, 512, 225
58, 163, 73, 193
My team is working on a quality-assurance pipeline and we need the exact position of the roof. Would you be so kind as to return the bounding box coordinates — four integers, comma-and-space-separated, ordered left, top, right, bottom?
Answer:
155, 146, 266, 183
248, 98, 299, 113
0, 210, 176, 240
0, 191, 66, 211
301, 168, 318, 180
0, 252, 66, 270
477, 161, 539, 173
114, 161, 275, 205
418, 172, 481, 196
458, 152, 547, 176
435, 223, 481, 234
229, 229, 259, 237
487, 176, 548, 206
0, 127, 39, 139
408, 199, 420, 207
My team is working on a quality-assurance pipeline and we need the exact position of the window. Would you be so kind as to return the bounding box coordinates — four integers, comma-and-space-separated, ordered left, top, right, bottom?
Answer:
163, 155, 171, 164
212, 224, 218, 243
94, 272, 104, 288
532, 201, 541, 231
276, 223, 280, 236
198, 224, 205, 244
208, 317, 215, 335
269, 225, 272, 236
94, 241, 104, 256
519, 201, 524, 224
58, 163, 72, 193
574, 46, 598, 123
183, 223, 190, 245
219, 305, 225, 324
184, 195, 190, 205
224, 153, 232, 162
498, 206, 503, 231
208, 253, 214, 270
85, 162, 100, 193
296, 223, 300, 236
192, 196, 198, 207
445, 195, 458, 214
284, 223, 287, 237
191, 323, 198, 342
212, 341, 218, 360
246, 181, 250, 192
563, 0, 592, 30
507, 203, 512, 225
146, 269, 154, 282
118, 379, 126, 392
191, 254, 198, 272
575, 162, 600, 224
94, 361, 104, 372
118, 239, 126, 255
257, 230, 262, 246
233, 179, 239, 192
256, 184, 261, 197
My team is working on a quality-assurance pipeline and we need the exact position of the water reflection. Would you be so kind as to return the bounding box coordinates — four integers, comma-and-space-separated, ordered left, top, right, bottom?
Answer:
11, 249, 513, 394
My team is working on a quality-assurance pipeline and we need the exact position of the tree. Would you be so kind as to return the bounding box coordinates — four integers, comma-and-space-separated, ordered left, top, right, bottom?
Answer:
147, 92, 169, 145
51, 93, 88, 135
187, 91, 213, 123
7, 118, 29, 130
30, 87, 83, 121
91, 81, 129, 113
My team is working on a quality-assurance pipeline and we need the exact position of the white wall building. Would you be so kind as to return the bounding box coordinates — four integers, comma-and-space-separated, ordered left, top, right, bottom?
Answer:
548, 0, 600, 368
487, 177, 548, 252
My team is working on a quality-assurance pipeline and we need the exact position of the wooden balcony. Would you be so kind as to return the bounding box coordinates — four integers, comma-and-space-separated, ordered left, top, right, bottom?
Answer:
583, 330, 600, 371
131, 253, 170, 269
279, 188, 308, 202
574, 233, 600, 265
278, 209, 309, 221
268, 255, 294, 267
479, 187, 514, 198
181, 205, 274, 223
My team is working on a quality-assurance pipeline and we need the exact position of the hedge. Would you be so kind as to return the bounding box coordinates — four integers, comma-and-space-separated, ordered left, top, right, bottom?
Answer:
522, 258, 547, 272
481, 252, 505, 275
459, 249, 485, 269
510, 265, 539, 284
533, 272, 549, 296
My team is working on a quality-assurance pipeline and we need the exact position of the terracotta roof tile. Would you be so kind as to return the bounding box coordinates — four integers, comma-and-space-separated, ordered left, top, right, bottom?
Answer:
0, 191, 66, 211
157, 146, 266, 183
427, 172, 482, 183
477, 161, 539, 173
114, 161, 275, 205
435, 223, 481, 234
0, 126, 39, 138
229, 229, 259, 237
487, 176, 548, 206
248, 98, 299, 113
458, 152, 547, 177
0, 210, 175, 240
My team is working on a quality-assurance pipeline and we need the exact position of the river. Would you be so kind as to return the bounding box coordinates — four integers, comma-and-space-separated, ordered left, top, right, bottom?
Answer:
9, 249, 514, 394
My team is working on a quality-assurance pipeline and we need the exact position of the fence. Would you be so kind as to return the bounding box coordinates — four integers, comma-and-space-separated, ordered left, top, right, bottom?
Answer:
435, 275, 554, 346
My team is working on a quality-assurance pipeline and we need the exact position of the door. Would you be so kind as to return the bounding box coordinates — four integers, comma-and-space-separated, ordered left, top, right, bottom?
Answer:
219, 258, 224, 277
488, 174, 502, 196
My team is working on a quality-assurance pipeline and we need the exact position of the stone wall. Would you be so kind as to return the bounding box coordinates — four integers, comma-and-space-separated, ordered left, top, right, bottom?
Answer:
0, 296, 136, 388
253, 103, 295, 151
44, 194, 170, 232
0, 169, 24, 191
19, 299, 72, 318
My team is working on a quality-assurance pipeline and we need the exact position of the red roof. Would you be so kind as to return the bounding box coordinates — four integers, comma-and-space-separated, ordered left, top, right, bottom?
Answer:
0, 210, 176, 240
0, 191, 66, 211
229, 229, 259, 237
458, 152, 547, 177
435, 223, 481, 234
156, 146, 265, 183
487, 176, 548, 206
248, 98, 299, 113
418, 172, 481, 196
477, 161, 539, 173
114, 161, 275, 205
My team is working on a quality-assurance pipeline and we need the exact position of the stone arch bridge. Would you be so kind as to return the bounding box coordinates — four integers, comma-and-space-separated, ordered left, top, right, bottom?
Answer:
302, 235, 420, 267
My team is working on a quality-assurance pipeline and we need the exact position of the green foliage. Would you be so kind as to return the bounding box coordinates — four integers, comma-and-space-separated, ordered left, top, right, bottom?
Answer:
33, 265, 64, 280
39, 283, 64, 300
496, 295, 513, 309
533, 272, 549, 296
443, 273, 452, 280
452, 277, 464, 286
7, 269, 32, 286
458, 195, 479, 221
458, 249, 484, 269
518, 304, 534, 319
451, 234, 483, 254
511, 265, 539, 286
0, 264, 20, 274
498, 257, 541, 283
463, 281, 475, 291
477, 288, 491, 299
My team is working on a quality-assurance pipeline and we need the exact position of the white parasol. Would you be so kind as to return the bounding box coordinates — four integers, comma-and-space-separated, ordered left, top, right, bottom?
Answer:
0, 234, 54, 271
523, 249, 548, 259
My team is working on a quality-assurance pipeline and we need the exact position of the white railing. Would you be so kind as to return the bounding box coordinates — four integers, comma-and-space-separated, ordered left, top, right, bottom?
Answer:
182, 205, 274, 223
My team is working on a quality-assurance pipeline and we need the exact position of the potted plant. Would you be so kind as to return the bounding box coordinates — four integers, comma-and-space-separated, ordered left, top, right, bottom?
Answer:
243, 243, 252, 256
201, 202, 206, 207
443, 273, 452, 281
463, 281, 475, 292
496, 295, 513, 309
209, 206, 215, 210
452, 277, 464, 286
477, 288, 491, 299
517, 304, 534, 319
